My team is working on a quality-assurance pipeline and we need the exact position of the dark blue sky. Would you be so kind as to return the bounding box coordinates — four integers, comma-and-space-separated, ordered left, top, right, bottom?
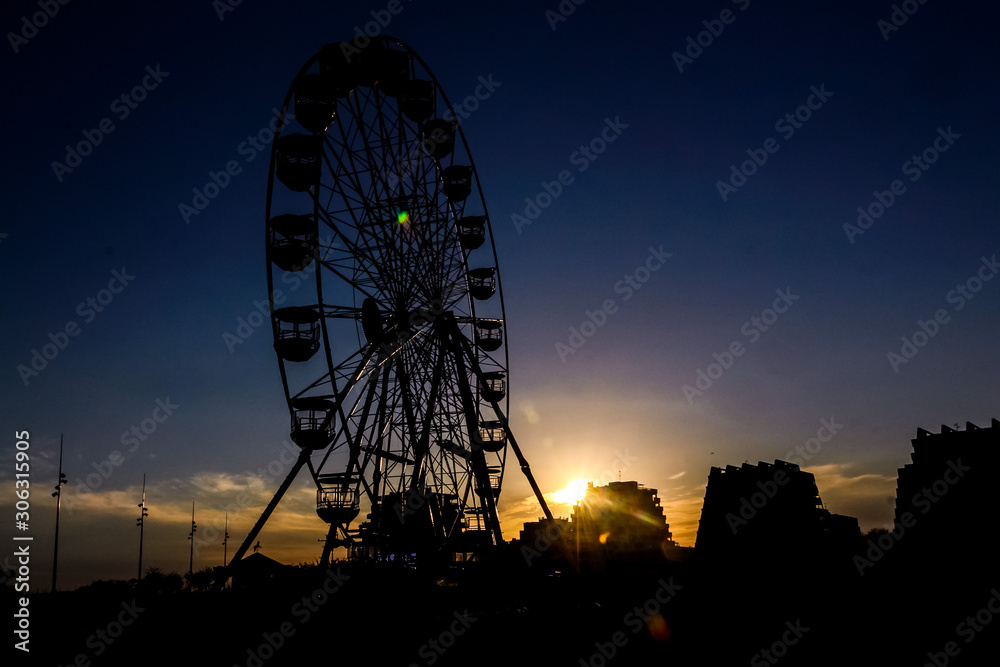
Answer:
3, 0, 999, 587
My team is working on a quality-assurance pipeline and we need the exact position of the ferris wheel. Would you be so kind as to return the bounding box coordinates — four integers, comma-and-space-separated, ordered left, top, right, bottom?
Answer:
228, 36, 552, 571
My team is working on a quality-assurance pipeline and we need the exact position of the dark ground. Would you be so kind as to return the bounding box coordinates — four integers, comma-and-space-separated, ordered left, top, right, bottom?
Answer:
10, 537, 998, 667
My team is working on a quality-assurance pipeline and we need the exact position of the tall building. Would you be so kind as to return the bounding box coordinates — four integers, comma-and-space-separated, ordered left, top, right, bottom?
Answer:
695, 459, 859, 555
894, 419, 998, 528
570, 481, 677, 566
513, 517, 572, 569
891, 419, 999, 579
509, 480, 682, 571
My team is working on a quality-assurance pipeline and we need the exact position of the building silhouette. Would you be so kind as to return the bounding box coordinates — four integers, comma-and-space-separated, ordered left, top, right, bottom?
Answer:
571, 481, 676, 559
695, 459, 859, 557
894, 419, 998, 528
511, 480, 685, 573
889, 419, 999, 585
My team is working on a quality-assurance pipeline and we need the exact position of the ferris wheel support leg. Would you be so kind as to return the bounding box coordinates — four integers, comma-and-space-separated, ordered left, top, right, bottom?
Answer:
225, 449, 310, 579
487, 400, 554, 522
453, 332, 554, 522
448, 336, 504, 546
406, 336, 447, 494
320, 523, 338, 566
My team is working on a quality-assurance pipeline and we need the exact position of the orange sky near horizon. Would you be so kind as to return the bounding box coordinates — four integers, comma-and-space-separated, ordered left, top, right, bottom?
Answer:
4, 452, 899, 592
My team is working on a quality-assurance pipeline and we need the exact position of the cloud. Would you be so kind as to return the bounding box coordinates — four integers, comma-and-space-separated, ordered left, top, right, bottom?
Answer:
660, 494, 704, 547
668, 471, 686, 480
521, 402, 540, 425
499, 494, 555, 532
808, 463, 898, 531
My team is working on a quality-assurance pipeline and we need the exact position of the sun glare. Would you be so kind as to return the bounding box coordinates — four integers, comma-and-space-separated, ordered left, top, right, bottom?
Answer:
552, 478, 590, 504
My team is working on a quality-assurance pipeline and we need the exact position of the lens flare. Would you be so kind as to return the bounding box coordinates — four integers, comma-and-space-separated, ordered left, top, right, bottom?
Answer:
648, 613, 671, 642
397, 210, 410, 224
552, 478, 589, 504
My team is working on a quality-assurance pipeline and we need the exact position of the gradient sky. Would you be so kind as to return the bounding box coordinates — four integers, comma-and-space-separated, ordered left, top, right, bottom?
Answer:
3, 0, 999, 590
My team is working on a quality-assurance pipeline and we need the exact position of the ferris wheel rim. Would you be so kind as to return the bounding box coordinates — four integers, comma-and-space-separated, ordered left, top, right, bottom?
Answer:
263, 36, 513, 559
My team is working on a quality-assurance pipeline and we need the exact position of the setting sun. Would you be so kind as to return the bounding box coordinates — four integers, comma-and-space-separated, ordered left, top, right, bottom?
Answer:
552, 478, 590, 505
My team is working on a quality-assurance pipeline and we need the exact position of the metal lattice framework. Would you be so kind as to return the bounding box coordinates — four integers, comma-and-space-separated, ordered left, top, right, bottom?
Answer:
228, 36, 551, 572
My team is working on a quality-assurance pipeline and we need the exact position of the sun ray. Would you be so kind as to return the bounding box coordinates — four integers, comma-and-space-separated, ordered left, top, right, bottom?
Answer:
552, 478, 589, 505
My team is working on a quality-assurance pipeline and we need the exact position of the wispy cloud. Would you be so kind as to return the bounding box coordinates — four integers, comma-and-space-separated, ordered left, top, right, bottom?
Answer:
809, 463, 898, 531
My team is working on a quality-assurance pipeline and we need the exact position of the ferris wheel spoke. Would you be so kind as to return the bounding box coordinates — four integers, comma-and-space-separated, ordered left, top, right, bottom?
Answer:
344, 92, 448, 310
289, 372, 332, 402
314, 366, 377, 475
359, 363, 393, 500
405, 341, 447, 496
324, 118, 405, 307
312, 205, 391, 301
367, 89, 400, 204
347, 91, 394, 209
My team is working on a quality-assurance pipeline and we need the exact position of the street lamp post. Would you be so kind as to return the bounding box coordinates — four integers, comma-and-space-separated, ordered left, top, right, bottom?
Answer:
51, 435, 67, 592
222, 512, 229, 568
188, 501, 197, 578
136, 474, 148, 582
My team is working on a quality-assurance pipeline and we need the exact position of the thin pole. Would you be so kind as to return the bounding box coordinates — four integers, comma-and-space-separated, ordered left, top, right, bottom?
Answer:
188, 501, 197, 577
51, 435, 67, 592
136, 474, 147, 581
222, 513, 229, 568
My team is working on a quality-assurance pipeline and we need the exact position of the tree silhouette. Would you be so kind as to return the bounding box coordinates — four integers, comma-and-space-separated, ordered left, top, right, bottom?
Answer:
184, 566, 215, 592
138, 567, 183, 596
